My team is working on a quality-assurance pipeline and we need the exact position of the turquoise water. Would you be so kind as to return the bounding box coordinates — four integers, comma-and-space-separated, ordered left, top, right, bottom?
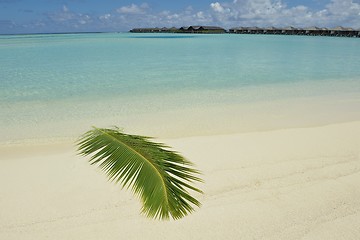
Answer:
1, 33, 360, 142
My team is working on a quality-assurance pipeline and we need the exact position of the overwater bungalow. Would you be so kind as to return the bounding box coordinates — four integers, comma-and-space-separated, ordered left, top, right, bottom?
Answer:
248, 27, 262, 34
158, 27, 178, 33
228, 27, 249, 34
317, 28, 330, 36
130, 27, 178, 33
296, 28, 307, 35
230, 27, 264, 34
180, 26, 226, 34
282, 26, 298, 35
330, 26, 356, 37
130, 27, 161, 33
228, 27, 238, 33
304, 27, 323, 36
179, 26, 189, 32
129, 26, 360, 38
264, 27, 282, 34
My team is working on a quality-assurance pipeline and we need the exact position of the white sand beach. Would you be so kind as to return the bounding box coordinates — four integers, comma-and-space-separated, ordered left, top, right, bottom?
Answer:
0, 121, 359, 239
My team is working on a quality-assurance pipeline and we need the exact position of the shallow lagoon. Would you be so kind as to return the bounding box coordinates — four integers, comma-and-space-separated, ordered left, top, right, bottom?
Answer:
1, 33, 360, 142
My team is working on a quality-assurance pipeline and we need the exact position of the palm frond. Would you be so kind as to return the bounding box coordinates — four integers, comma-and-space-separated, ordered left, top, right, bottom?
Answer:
77, 127, 203, 220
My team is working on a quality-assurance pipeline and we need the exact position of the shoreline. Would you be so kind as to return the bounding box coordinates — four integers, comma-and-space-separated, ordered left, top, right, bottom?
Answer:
1, 78, 360, 145
1, 120, 359, 157
0, 119, 359, 148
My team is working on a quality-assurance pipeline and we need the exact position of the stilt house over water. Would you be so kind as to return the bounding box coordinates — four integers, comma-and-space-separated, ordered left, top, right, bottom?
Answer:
130, 26, 226, 34
228, 26, 360, 37
130, 26, 360, 37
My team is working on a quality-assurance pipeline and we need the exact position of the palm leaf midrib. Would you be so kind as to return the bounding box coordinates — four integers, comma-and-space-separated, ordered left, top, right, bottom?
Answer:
96, 127, 169, 205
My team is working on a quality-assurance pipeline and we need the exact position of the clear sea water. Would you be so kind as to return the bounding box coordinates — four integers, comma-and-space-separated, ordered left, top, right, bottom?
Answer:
1, 33, 360, 143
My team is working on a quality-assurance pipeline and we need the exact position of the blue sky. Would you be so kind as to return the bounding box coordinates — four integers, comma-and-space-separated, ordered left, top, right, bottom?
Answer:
1, 0, 360, 34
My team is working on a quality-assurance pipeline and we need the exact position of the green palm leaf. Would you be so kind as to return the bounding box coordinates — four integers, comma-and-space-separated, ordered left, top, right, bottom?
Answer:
77, 127, 203, 220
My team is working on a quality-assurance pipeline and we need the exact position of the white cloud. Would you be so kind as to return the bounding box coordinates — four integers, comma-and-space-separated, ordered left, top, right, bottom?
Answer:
0, 20, 16, 29
46, 5, 94, 30
47, 5, 75, 22
326, 0, 360, 16
9, 0, 360, 34
110, 4, 213, 28
60, 1, 360, 31
62, 5, 69, 12
116, 4, 148, 14
99, 14, 111, 21
208, 0, 360, 28
210, 2, 226, 13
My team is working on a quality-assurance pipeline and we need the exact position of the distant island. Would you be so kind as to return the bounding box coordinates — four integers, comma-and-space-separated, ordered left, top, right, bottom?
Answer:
130, 25, 360, 38
130, 26, 226, 34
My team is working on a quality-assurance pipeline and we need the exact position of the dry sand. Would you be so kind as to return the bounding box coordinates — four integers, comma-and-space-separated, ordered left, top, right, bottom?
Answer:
0, 121, 360, 239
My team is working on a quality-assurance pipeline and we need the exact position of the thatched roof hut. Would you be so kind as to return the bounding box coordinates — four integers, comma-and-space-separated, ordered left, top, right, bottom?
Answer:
129, 25, 359, 37
330, 26, 356, 36
263, 27, 281, 34
304, 26, 322, 35
180, 26, 225, 33
282, 26, 298, 35
229, 27, 249, 34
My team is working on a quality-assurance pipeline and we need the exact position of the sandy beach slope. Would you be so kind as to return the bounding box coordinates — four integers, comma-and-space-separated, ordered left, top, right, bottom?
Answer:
0, 121, 359, 239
